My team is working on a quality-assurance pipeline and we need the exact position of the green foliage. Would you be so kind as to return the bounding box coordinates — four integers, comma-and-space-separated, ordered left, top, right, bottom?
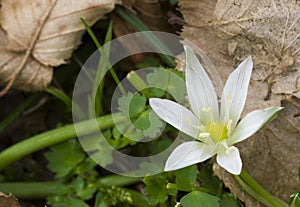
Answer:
290, 192, 300, 207
220, 193, 242, 207
48, 196, 90, 207
45, 140, 86, 178
114, 6, 176, 67
136, 56, 161, 69
80, 133, 114, 167
45, 140, 100, 206
72, 176, 97, 200
98, 186, 134, 206
144, 172, 177, 205
95, 192, 109, 207
180, 191, 220, 207
168, 0, 178, 6
118, 92, 146, 118
117, 92, 165, 141
173, 165, 198, 191
146, 68, 186, 102
129, 93, 147, 118
198, 163, 223, 196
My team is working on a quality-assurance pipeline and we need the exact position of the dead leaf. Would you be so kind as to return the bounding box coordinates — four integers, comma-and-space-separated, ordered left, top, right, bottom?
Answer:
213, 96, 300, 206
0, 192, 20, 207
179, 0, 300, 115
0, 28, 52, 91
0, 0, 115, 94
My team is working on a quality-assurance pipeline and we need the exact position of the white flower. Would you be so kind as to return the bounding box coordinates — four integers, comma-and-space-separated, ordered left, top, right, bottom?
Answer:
150, 45, 283, 175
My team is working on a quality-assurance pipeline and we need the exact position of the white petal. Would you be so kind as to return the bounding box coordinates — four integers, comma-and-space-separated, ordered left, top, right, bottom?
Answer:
184, 45, 219, 124
165, 141, 215, 171
220, 57, 253, 129
216, 146, 242, 175
229, 107, 283, 145
150, 98, 199, 137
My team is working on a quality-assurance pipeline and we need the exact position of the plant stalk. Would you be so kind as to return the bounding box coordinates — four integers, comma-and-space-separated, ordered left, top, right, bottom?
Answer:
0, 113, 125, 171
0, 175, 141, 199
236, 169, 288, 207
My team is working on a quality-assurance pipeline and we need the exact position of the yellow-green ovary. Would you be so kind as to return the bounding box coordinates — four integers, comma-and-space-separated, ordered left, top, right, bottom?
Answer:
208, 122, 228, 143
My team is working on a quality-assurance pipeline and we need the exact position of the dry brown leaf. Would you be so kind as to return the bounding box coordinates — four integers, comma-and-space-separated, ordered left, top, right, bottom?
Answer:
0, 192, 20, 207
213, 96, 300, 206
179, 0, 300, 115
0, 28, 52, 91
0, 0, 115, 93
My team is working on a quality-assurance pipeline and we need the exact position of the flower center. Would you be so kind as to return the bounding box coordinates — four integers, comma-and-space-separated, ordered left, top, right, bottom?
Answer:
208, 122, 228, 143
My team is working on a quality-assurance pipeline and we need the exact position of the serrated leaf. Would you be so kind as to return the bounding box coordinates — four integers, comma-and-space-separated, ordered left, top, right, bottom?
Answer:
45, 140, 86, 178
220, 193, 241, 207
180, 191, 220, 207
117, 91, 165, 141
95, 192, 109, 207
118, 92, 146, 118
72, 177, 96, 200
146, 68, 186, 102
173, 165, 197, 190
144, 173, 177, 205
133, 110, 151, 130
142, 109, 165, 138
129, 93, 147, 118
51, 196, 89, 207
80, 133, 114, 167
90, 148, 113, 167
198, 163, 223, 196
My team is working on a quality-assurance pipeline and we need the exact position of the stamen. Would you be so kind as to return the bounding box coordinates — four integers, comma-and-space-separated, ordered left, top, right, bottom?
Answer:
227, 119, 232, 132
185, 118, 192, 124
202, 107, 213, 123
201, 107, 211, 112
226, 146, 235, 155
199, 132, 210, 137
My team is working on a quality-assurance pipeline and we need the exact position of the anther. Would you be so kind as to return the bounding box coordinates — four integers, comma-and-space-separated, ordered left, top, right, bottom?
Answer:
227, 119, 232, 132
201, 107, 211, 112
199, 132, 210, 138
226, 146, 235, 155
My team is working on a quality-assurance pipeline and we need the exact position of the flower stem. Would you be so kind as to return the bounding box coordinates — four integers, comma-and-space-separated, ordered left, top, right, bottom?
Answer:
0, 175, 141, 199
166, 183, 209, 193
0, 113, 125, 171
235, 169, 288, 207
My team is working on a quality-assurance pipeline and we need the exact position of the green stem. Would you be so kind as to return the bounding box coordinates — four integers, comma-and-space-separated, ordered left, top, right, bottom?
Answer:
0, 175, 141, 199
45, 87, 72, 109
125, 189, 154, 207
166, 183, 209, 193
127, 71, 152, 98
0, 182, 63, 199
234, 174, 272, 207
115, 6, 176, 68
97, 175, 142, 186
236, 169, 288, 207
80, 18, 125, 95
0, 113, 125, 171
